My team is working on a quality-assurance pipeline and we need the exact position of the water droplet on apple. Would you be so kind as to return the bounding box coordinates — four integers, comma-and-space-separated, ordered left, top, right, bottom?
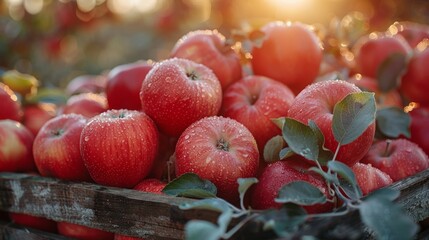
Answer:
147, 83, 152, 88
84, 136, 90, 142
184, 135, 190, 140
243, 153, 249, 158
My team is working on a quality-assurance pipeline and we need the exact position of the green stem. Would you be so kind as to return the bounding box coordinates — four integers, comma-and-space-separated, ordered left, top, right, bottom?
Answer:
222, 213, 259, 239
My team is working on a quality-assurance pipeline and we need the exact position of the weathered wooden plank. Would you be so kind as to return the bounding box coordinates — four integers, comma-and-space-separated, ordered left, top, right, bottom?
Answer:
0, 173, 219, 239
0, 169, 428, 240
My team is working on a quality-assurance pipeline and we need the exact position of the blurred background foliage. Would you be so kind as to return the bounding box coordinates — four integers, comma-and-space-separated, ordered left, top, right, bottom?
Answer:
1, 0, 428, 88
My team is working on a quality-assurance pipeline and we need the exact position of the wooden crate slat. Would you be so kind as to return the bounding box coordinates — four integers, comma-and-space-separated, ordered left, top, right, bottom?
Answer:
0, 169, 428, 239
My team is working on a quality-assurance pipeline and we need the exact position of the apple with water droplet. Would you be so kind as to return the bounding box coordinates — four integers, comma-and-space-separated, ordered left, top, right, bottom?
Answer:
106, 60, 153, 110
221, 75, 295, 154
361, 138, 429, 182
22, 102, 57, 136
351, 162, 393, 196
80, 109, 159, 188
408, 106, 429, 156
352, 32, 411, 78
0, 82, 22, 121
250, 157, 333, 213
33, 113, 92, 182
287, 80, 376, 166
0, 120, 36, 172
400, 47, 429, 107
170, 30, 242, 90
175, 116, 259, 204
61, 92, 108, 118
251, 21, 323, 95
140, 58, 222, 137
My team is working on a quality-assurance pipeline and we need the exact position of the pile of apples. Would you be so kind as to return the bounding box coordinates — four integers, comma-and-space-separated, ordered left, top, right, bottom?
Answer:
1, 19, 429, 240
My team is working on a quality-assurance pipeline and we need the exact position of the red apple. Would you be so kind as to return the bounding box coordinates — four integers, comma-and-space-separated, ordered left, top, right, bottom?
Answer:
361, 139, 429, 182
61, 92, 108, 118
348, 74, 403, 109
80, 109, 159, 188
287, 80, 376, 166
0, 82, 22, 121
33, 114, 92, 182
0, 120, 36, 172
57, 222, 114, 240
175, 116, 259, 203
389, 21, 429, 48
351, 162, 393, 196
9, 212, 57, 233
400, 47, 429, 107
65, 74, 107, 96
250, 157, 333, 214
140, 58, 222, 137
408, 106, 429, 155
22, 102, 57, 136
170, 30, 242, 90
251, 21, 323, 95
114, 179, 166, 240
353, 32, 412, 78
221, 75, 295, 153
106, 60, 153, 110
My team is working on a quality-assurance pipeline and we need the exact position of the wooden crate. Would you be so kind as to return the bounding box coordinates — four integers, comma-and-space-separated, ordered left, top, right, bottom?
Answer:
0, 169, 429, 240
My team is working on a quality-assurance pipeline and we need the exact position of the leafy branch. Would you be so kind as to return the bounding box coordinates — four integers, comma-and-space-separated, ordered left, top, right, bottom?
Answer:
162, 92, 419, 240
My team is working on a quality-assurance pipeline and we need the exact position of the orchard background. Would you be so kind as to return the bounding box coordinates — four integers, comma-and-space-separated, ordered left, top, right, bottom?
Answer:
1, 0, 429, 88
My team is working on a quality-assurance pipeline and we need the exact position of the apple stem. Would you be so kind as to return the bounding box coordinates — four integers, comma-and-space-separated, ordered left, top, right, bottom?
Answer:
216, 138, 229, 151
186, 71, 198, 80
383, 140, 392, 157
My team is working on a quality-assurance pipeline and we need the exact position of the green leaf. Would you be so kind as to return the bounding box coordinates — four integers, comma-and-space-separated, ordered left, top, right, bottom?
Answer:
337, 179, 361, 200
332, 92, 376, 145
308, 120, 334, 165
258, 203, 307, 237
237, 178, 258, 209
180, 198, 231, 213
275, 181, 327, 206
328, 161, 362, 199
185, 220, 223, 240
360, 197, 419, 240
282, 118, 319, 161
279, 147, 295, 160
272, 117, 286, 130
377, 53, 408, 93
376, 107, 411, 138
309, 167, 339, 185
162, 173, 217, 198
263, 135, 286, 163
364, 187, 400, 202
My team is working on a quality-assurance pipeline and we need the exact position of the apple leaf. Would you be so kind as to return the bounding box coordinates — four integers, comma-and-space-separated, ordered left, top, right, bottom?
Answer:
327, 161, 362, 199
275, 181, 327, 206
272, 117, 286, 130
332, 92, 376, 145
279, 147, 295, 160
364, 187, 400, 202
162, 173, 217, 199
263, 135, 286, 163
237, 178, 258, 209
180, 197, 231, 213
359, 195, 419, 240
377, 53, 408, 93
376, 107, 411, 138
282, 118, 319, 161
308, 120, 334, 166
185, 220, 224, 240
258, 203, 307, 237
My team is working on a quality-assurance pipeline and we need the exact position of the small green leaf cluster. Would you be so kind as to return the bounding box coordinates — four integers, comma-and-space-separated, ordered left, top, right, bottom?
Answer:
162, 91, 419, 240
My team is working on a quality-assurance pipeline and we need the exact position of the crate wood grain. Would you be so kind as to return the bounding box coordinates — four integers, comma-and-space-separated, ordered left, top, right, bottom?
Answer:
0, 169, 428, 240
